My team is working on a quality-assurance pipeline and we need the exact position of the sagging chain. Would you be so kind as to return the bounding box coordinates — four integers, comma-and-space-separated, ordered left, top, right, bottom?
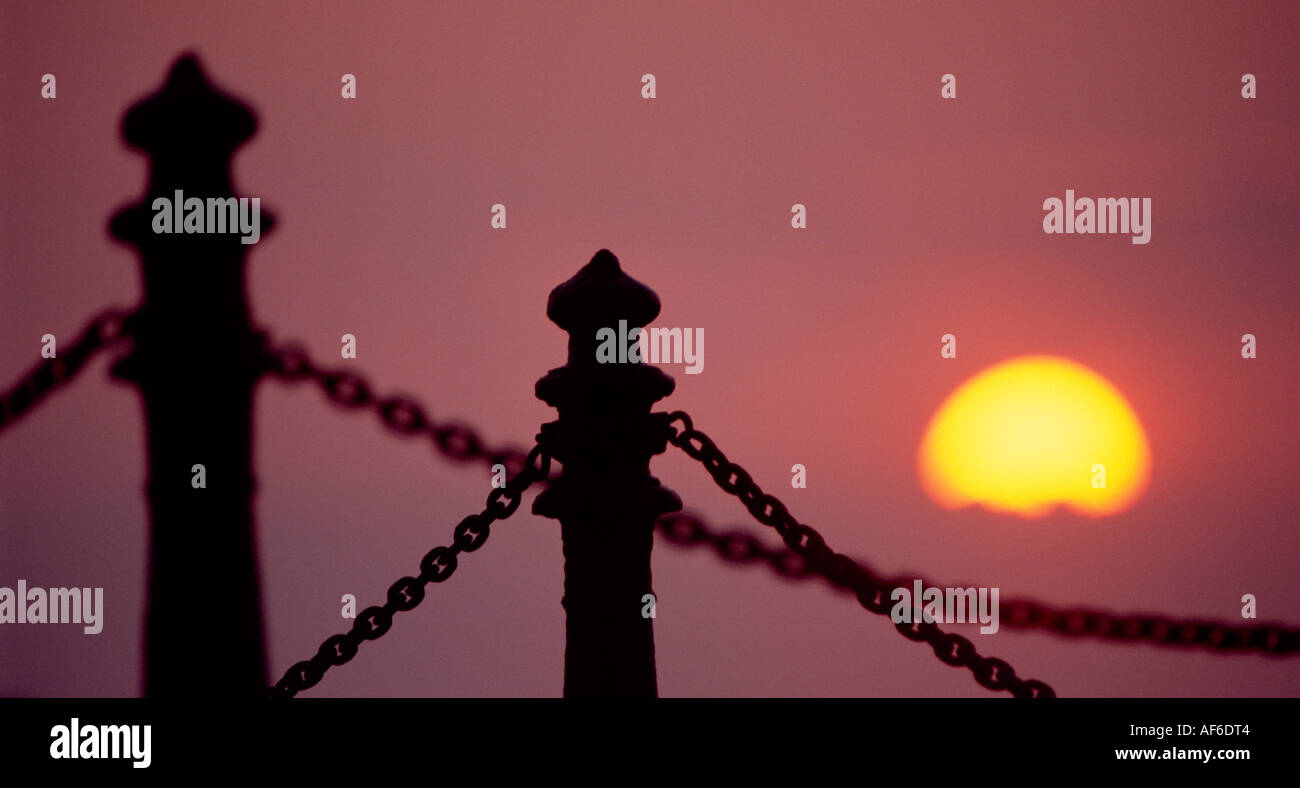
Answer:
656, 511, 1300, 658
0, 309, 135, 434
259, 338, 539, 480
268, 445, 552, 697
663, 411, 1055, 698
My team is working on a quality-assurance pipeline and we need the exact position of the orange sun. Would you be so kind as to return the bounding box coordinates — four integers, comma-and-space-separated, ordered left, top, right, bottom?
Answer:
919, 355, 1151, 518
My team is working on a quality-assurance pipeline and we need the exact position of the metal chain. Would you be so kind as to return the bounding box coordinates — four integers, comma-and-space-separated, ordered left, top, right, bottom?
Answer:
997, 599, 1299, 655
662, 412, 1054, 698
656, 510, 1300, 660
0, 309, 135, 434
259, 338, 538, 479
268, 444, 552, 698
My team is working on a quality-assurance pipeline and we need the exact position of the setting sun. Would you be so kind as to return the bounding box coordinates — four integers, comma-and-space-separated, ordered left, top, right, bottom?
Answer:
919, 355, 1151, 518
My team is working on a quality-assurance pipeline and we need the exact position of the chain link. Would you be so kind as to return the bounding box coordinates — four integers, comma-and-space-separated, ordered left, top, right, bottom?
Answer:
259, 338, 535, 479
999, 599, 1300, 654
268, 445, 551, 698
656, 511, 1054, 697
663, 411, 1056, 697
656, 510, 1300, 658
0, 309, 135, 433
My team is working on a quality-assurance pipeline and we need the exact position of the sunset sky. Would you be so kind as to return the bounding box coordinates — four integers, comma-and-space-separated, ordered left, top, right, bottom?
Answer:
2, 0, 1297, 697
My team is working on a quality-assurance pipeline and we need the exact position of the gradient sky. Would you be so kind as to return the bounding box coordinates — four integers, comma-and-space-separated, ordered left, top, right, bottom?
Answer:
2, 0, 1297, 697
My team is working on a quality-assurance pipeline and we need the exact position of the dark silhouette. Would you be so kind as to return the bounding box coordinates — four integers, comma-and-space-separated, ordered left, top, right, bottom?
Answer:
107, 54, 273, 696
534, 250, 682, 697
3, 51, 1291, 701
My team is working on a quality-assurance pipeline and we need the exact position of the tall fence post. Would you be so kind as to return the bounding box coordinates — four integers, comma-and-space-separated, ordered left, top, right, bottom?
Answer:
534, 249, 682, 696
107, 54, 273, 696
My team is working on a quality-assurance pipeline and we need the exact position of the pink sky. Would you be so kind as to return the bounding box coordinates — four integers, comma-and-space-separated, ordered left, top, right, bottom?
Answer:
2, 0, 1297, 696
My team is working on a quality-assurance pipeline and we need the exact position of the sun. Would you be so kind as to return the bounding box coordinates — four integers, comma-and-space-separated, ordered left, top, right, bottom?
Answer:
918, 355, 1151, 518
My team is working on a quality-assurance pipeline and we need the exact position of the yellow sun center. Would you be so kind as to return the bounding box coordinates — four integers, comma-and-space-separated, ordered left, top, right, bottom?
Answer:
918, 355, 1151, 518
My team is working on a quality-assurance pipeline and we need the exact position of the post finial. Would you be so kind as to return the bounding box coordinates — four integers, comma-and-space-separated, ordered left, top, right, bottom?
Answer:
120, 52, 256, 156
546, 249, 662, 335
109, 53, 274, 248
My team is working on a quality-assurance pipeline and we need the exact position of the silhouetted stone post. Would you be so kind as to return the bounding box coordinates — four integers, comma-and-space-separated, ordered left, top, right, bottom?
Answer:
534, 250, 682, 696
108, 55, 273, 696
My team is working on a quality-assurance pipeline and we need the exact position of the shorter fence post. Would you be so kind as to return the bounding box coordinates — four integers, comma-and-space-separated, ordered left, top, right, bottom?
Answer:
534, 249, 682, 697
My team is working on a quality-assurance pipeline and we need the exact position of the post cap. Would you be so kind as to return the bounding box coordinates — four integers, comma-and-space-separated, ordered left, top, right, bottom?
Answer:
120, 53, 256, 156
546, 250, 661, 334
